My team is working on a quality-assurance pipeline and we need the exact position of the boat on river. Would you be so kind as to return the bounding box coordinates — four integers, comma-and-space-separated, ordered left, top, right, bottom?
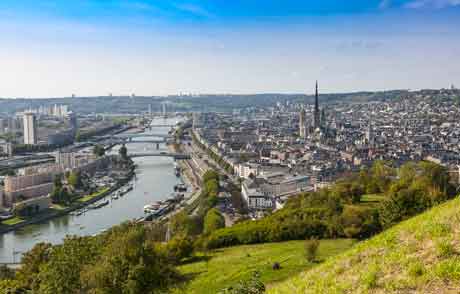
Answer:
174, 183, 187, 192
112, 191, 120, 200
90, 200, 110, 209
119, 183, 134, 196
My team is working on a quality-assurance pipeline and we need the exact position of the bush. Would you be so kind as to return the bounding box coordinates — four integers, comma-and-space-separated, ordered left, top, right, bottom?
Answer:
204, 208, 225, 234
219, 272, 265, 294
304, 238, 320, 262
362, 265, 379, 289
407, 261, 425, 277
165, 234, 194, 264
436, 239, 456, 258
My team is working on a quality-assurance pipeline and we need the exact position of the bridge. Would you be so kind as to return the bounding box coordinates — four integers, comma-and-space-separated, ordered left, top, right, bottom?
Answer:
123, 140, 168, 144
0, 154, 55, 170
110, 133, 172, 139
149, 124, 175, 127
129, 152, 191, 160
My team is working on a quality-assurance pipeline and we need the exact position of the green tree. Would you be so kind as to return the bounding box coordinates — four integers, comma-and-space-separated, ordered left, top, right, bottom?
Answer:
170, 211, 202, 236
203, 170, 219, 183
204, 208, 225, 234
93, 144, 105, 157
38, 236, 98, 294
68, 172, 81, 189
82, 226, 178, 294
119, 144, 128, 160
165, 234, 194, 264
15, 242, 52, 291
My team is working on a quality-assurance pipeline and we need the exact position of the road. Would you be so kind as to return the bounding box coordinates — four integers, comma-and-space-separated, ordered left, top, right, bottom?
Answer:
181, 137, 242, 223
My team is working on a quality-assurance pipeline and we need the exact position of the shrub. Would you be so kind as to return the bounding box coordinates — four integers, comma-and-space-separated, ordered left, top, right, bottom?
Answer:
219, 272, 265, 294
305, 238, 320, 263
204, 208, 225, 234
361, 265, 379, 289
407, 261, 425, 278
436, 240, 456, 258
165, 234, 194, 264
434, 257, 460, 280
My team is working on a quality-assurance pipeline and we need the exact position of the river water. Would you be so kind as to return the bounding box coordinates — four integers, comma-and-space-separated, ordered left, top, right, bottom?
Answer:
0, 117, 182, 263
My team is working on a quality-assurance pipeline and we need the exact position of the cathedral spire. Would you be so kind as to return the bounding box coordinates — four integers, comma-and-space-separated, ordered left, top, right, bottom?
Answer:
314, 80, 320, 129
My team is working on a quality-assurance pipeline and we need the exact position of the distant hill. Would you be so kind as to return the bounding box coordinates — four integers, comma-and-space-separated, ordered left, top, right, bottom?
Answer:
0, 90, 408, 114
268, 196, 460, 293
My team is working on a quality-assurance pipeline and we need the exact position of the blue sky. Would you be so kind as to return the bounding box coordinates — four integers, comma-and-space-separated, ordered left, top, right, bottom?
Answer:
0, 0, 460, 97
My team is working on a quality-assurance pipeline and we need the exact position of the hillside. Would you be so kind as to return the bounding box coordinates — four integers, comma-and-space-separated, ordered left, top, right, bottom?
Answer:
172, 239, 355, 294
268, 196, 460, 294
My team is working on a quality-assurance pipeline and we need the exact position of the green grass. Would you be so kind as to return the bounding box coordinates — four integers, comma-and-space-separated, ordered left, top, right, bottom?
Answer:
268, 196, 460, 294
78, 187, 110, 203
2, 216, 25, 226
172, 239, 355, 294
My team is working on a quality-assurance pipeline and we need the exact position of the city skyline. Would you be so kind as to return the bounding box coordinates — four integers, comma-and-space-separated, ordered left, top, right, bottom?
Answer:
1, 0, 460, 97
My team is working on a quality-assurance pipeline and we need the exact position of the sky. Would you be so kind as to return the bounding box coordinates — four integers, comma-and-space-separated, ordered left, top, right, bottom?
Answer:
0, 0, 460, 97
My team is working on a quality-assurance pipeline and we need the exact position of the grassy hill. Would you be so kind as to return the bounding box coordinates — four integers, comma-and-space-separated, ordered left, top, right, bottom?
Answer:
171, 239, 355, 294
268, 196, 460, 294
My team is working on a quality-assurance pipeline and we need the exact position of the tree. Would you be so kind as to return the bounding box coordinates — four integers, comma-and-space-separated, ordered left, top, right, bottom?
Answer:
51, 175, 72, 205
170, 211, 202, 236
67, 171, 81, 189
304, 238, 320, 262
203, 170, 219, 183
165, 234, 194, 264
204, 208, 225, 234
53, 175, 63, 190
37, 236, 98, 294
93, 144, 105, 157
15, 242, 52, 291
119, 144, 128, 160
82, 226, 179, 293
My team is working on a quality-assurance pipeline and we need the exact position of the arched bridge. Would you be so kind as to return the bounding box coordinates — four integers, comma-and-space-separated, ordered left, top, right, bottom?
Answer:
129, 152, 190, 160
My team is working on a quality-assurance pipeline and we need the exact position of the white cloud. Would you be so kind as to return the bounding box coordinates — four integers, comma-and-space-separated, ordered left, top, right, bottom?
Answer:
174, 3, 214, 18
404, 0, 460, 8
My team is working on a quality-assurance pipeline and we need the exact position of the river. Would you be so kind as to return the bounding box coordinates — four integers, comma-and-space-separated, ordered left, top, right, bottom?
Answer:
0, 117, 182, 263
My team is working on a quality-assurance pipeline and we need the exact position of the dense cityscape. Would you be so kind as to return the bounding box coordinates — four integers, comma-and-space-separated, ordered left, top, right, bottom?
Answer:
2, 0, 460, 293
0, 84, 459, 293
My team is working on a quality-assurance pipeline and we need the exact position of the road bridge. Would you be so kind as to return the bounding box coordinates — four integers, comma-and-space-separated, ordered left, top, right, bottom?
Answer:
0, 154, 55, 169
123, 140, 167, 144
149, 124, 175, 127
129, 152, 190, 160
110, 133, 172, 139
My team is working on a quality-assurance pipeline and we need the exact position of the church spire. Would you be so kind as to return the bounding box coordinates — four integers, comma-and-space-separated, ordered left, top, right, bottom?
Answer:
314, 80, 320, 129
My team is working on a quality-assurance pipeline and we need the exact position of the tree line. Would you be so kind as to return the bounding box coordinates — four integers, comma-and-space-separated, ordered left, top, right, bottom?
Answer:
203, 160, 455, 249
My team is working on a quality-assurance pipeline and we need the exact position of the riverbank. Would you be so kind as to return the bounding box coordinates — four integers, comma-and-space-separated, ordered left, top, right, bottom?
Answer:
144, 142, 202, 222
0, 166, 136, 234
